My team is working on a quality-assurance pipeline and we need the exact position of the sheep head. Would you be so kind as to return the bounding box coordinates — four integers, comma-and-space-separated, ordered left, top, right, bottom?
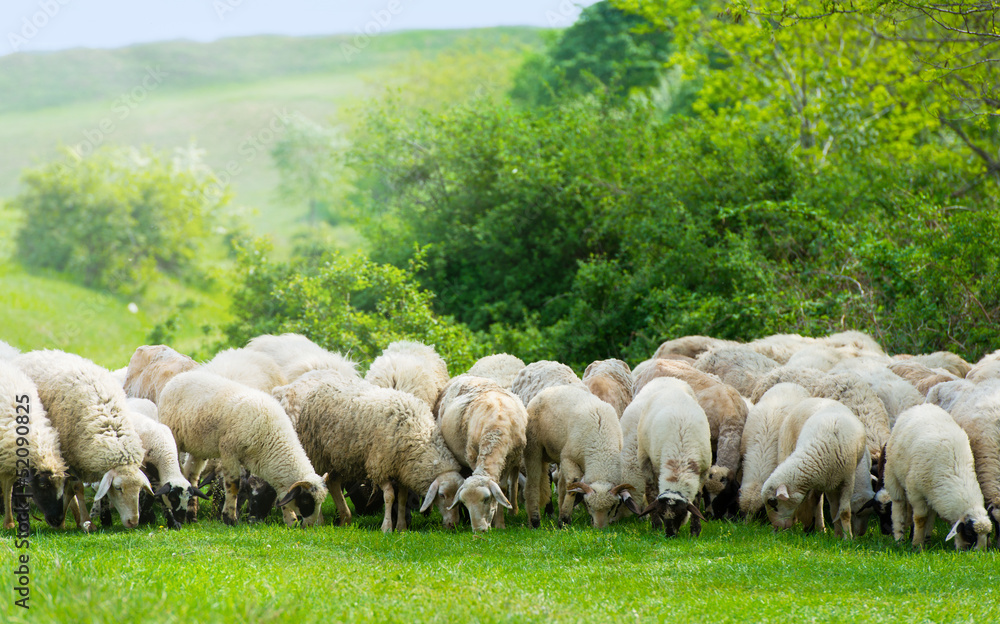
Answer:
947, 511, 992, 551
639, 490, 704, 537
566, 482, 640, 528
450, 474, 511, 532
152, 480, 210, 530
275, 473, 328, 527
29, 469, 70, 528
419, 471, 464, 530
762, 483, 802, 530
95, 465, 153, 529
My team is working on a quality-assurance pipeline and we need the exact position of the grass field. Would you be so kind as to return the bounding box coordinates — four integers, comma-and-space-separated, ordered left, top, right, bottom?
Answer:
1, 503, 997, 623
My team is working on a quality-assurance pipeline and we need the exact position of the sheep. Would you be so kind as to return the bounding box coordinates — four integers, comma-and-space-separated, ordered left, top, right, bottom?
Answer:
1, 360, 69, 530
202, 347, 288, 393
749, 366, 829, 403
15, 350, 151, 530
123, 345, 199, 403
466, 354, 526, 390
851, 447, 877, 537
653, 335, 739, 360
738, 383, 811, 517
0, 340, 20, 360
902, 352, 972, 379
582, 359, 633, 418
365, 340, 450, 410
510, 360, 584, 408
245, 332, 359, 382
294, 372, 464, 532
157, 370, 327, 527
882, 404, 992, 550
821, 330, 886, 356
949, 392, 1000, 542
693, 346, 780, 398
761, 399, 866, 539
746, 334, 819, 364
271, 369, 345, 428
965, 360, 1000, 385
786, 345, 870, 372
110, 367, 128, 386
925, 380, 977, 413
524, 384, 639, 528
634, 377, 712, 537
631, 359, 748, 515
829, 359, 923, 427
888, 360, 958, 396
437, 374, 527, 532
126, 397, 159, 422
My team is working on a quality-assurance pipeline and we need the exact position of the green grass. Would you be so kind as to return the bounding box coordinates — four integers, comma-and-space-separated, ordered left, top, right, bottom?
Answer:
1, 505, 997, 622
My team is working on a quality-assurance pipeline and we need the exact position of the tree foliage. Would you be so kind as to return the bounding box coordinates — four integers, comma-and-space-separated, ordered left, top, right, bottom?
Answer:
12, 145, 225, 293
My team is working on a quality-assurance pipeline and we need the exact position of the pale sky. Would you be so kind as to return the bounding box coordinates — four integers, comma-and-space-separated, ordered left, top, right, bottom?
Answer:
2, 0, 598, 55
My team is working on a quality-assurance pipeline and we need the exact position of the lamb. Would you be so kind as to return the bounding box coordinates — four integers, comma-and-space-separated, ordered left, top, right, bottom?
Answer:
949, 393, 1000, 542
157, 370, 327, 527
746, 334, 819, 364
510, 360, 584, 408
365, 340, 450, 409
653, 336, 739, 360
882, 404, 992, 550
582, 359, 633, 418
524, 384, 639, 528
693, 346, 780, 398
123, 345, 199, 403
15, 350, 150, 530
294, 372, 464, 532
738, 383, 811, 517
245, 332, 359, 382
466, 354, 526, 390
634, 377, 712, 537
437, 374, 527, 532
1, 360, 70, 530
761, 399, 866, 539
202, 347, 288, 393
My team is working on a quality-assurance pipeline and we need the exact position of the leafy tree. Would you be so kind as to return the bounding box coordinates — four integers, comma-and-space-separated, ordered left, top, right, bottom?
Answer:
12, 145, 226, 293
271, 113, 347, 224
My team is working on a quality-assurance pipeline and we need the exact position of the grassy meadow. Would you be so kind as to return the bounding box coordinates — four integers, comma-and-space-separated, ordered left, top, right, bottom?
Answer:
2, 503, 997, 623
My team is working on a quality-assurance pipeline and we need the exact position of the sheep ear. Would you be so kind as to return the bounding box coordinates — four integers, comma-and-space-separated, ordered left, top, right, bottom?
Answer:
189, 485, 211, 500
447, 483, 465, 510
946, 520, 961, 541
276, 486, 302, 508
776, 484, 790, 501
489, 481, 512, 510
94, 471, 114, 501
420, 478, 440, 513
153, 483, 172, 497
859, 498, 877, 513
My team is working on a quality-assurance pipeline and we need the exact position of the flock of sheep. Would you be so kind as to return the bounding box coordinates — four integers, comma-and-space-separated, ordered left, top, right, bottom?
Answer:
2, 329, 998, 551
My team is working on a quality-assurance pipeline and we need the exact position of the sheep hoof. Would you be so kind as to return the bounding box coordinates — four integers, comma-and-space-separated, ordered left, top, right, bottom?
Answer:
530, 515, 540, 529
185, 512, 198, 524
222, 513, 237, 527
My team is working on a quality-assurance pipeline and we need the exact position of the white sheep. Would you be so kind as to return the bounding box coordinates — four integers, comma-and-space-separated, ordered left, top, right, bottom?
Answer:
437, 375, 527, 532
693, 346, 780, 398
949, 390, 1000, 541
202, 347, 288, 393
157, 370, 327, 527
653, 335, 739, 360
0, 340, 20, 360
634, 377, 712, 537
746, 334, 819, 364
271, 369, 345, 428
829, 358, 923, 427
965, 359, 1000, 385
466, 354, 526, 390
821, 330, 885, 356
888, 360, 958, 396
738, 383, 810, 517
245, 332, 359, 382
582, 359, 633, 418
761, 398, 866, 538
15, 350, 151, 530
123, 345, 199, 403
295, 372, 465, 532
925, 379, 977, 413
1, 360, 69, 529
524, 384, 639, 528
901, 352, 972, 379
365, 340, 450, 410
883, 404, 992, 550
510, 360, 584, 408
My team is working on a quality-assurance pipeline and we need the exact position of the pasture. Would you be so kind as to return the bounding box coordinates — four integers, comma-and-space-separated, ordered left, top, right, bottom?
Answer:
2, 504, 997, 623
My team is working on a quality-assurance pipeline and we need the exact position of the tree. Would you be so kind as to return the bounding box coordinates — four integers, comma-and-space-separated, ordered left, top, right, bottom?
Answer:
270, 113, 347, 224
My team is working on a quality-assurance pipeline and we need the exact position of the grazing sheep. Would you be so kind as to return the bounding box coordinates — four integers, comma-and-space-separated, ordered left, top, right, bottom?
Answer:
16, 350, 150, 530
949, 392, 1000, 541
965, 359, 1000, 385
631, 359, 747, 514
634, 377, 712, 537
925, 380, 977, 413
851, 447, 877, 537
126, 398, 159, 422
466, 354, 526, 390
903, 352, 972, 379
202, 347, 288, 393
524, 385, 639, 528
366, 341, 450, 410
821, 330, 885, 356
123, 345, 199, 403
511, 360, 584, 408
618, 385, 652, 512
693, 347, 780, 398
245, 333, 359, 382
830, 359, 923, 427
295, 373, 464, 532
270, 370, 345, 428
761, 399, 866, 539
888, 360, 958, 396
746, 334, 819, 364
437, 375, 527, 532
1, 360, 69, 529
749, 366, 829, 403
582, 359, 633, 418
739, 383, 811, 517
653, 336, 739, 360
158, 370, 327, 527
883, 404, 992, 550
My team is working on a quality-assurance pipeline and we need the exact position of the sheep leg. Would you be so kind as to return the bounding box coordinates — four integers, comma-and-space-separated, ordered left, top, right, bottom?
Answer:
911, 498, 931, 550
525, 452, 543, 528
558, 461, 582, 527
1, 477, 14, 530
68, 481, 93, 532
219, 462, 241, 526
836, 487, 853, 540
327, 476, 352, 527
395, 484, 408, 532
183, 457, 208, 523
380, 482, 395, 533
891, 498, 909, 542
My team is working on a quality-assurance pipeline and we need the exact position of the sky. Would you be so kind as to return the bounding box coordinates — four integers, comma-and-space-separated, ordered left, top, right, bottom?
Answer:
2, 0, 599, 55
